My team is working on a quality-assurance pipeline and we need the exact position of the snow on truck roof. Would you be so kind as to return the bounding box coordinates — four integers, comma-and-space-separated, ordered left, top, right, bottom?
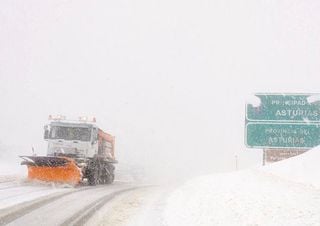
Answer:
50, 121, 96, 128
48, 115, 97, 127
48, 115, 96, 122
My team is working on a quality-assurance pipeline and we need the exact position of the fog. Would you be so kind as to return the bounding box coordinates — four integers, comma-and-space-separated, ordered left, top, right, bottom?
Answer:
1, 0, 320, 182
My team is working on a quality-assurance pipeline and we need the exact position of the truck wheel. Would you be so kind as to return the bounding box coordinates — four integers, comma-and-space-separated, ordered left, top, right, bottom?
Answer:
88, 169, 99, 185
105, 174, 114, 184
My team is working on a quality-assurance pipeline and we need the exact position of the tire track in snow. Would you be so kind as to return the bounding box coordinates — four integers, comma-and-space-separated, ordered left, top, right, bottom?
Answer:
60, 187, 142, 226
90, 186, 171, 226
0, 179, 17, 184
0, 186, 93, 225
0, 176, 24, 184
0, 187, 52, 201
0, 183, 22, 191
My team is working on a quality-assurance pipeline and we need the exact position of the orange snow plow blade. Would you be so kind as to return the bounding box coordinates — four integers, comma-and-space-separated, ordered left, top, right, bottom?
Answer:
20, 156, 81, 185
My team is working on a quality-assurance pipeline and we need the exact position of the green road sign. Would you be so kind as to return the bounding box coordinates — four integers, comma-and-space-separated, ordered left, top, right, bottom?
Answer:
246, 94, 320, 122
246, 123, 320, 148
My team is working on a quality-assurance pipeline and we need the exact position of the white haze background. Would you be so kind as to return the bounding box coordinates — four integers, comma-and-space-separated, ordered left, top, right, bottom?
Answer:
1, 0, 320, 181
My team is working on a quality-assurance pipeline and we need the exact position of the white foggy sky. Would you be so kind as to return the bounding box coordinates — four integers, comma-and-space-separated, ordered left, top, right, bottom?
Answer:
1, 0, 320, 179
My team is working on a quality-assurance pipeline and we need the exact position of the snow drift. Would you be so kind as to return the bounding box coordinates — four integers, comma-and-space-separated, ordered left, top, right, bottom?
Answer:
262, 145, 320, 188
0, 144, 26, 180
164, 146, 320, 226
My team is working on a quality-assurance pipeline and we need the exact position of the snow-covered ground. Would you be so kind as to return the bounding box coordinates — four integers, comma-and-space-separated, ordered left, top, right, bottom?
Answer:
1, 147, 320, 226
0, 145, 28, 184
262, 147, 320, 189
164, 147, 320, 226
85, 186, 170, 226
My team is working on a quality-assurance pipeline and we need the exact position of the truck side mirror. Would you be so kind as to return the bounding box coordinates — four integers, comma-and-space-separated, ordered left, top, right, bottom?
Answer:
44, 125, 49, 139
91, 137, 98, 145
92, 128, 98, 143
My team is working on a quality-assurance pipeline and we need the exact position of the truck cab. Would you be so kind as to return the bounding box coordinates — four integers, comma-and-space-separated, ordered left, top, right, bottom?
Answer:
44, 121, 99, 158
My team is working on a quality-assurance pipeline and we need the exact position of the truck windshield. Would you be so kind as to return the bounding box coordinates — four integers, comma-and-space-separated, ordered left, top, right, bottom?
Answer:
49, 126, 91, 141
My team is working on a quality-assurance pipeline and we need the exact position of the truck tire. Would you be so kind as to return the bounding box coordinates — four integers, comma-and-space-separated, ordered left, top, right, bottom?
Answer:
100, 168, 108, 184
105, 173, 114, 184
88, 168, 99, 185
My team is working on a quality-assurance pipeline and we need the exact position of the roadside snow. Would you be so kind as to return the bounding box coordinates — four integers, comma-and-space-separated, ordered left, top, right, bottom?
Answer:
262, 146, 320, 188
0, 157, 26, 183
164, 146, 320, 226
0, 145, 26, 180
86, 186, 172, 226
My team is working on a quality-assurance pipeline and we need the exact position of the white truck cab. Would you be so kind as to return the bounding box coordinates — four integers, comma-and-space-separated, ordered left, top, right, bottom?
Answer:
44, 117, 99, 158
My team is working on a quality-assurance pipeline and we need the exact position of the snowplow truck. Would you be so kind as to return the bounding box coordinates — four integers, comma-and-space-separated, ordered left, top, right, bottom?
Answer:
20, 116, 117, 185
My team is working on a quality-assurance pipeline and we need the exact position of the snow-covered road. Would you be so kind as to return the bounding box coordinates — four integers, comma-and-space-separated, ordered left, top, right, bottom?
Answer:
0, 180, 141, 226
0, 180, 70, 212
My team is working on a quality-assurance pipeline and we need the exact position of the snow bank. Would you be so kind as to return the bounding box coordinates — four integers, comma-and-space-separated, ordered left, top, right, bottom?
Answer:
0, 145, 26, 181
262, 146, 320, 188
164, 146, 320, 226
0, 159, 25, 176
